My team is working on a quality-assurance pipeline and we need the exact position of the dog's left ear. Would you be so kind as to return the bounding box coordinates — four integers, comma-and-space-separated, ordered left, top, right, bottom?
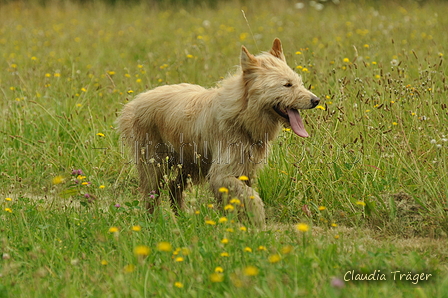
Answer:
241, 45, 259, 73
269, 38, 286, 62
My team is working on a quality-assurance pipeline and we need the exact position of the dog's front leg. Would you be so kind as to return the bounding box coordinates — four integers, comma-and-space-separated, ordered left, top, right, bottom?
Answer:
209, 174, 266, 227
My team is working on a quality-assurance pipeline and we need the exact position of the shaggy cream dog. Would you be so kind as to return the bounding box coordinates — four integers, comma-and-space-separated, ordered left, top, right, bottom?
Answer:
118, 38, 319, 226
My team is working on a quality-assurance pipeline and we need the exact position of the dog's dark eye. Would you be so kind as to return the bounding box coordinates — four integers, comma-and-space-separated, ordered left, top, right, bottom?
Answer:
284, 83, 293, 87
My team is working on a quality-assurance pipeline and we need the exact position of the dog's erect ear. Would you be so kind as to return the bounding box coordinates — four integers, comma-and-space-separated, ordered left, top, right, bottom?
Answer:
241, 46, 258, 72
269, 38, 286, 62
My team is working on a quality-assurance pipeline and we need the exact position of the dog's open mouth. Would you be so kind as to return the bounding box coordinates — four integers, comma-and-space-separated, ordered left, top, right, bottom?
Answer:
273, 105, 309, 138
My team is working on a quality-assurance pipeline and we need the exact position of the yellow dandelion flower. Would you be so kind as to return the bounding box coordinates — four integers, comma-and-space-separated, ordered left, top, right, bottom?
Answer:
107, 71, 115, 75
302, 67, 309, 72
96, 133, 105, 137
239, 226, 247, 232
343, 58, 350, 63
81, 182, 89, 186
5, 198, 12, 202
186, 54, 194, 59
205, 220, 216, 225
100, 260, 108, 266
331, 223, 338, 227
134, 245, 150, 257
215, 266, 224, 273
4, 208, 12, 213
224, 204, 234, 211
281, 245, 293, 254
229, 198, 241, 205
174, 282, 183, 288
244, 247, 252, 253
295, 51, 302, 55
318, 206, 326, 211
174, 257, 184, 262
238, 175, 249, 181
218, 217, 228, 223
220, 252, 229, 257
363, 44, 369, 48
210, 273, 224, 283
127, 90, 134, 94
268, 254, 281, 263
316, 105, 326, 110
258, 246, 267, 251
356, 201, 366, 206
221, 238, 229, 244
218, 187, 229, 193
52, 176, 64, 185
226, 228, 234, 233
296, 223, 310, 232
181, 248, 190, 255
137, 64, 143, 68
131, 225, 141, 232
76, 103, 82, 107
99, 185, 105, 189
283, 128, 291, 132
194, 210, 200, 215
207, 204, 214, 209
123, 264, 135, 273
45, 73, 51, 78
334, 235, 340, 239
249, 195, 255, 200
243, 266, 259, 276
157, 241, 172, 252
392, 122, 398, 126
54, 73, 61, 77
108, 226, 119, 233
81, 87, 87, 92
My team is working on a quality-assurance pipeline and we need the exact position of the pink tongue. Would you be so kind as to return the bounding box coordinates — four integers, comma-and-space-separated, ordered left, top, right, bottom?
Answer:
287, 109, 309, 137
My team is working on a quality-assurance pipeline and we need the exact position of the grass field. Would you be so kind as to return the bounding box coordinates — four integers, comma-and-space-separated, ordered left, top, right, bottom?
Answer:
1, 0, 448, 297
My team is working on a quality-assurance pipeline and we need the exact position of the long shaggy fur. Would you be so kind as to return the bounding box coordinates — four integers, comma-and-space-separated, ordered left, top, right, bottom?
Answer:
117, 38, 319, 226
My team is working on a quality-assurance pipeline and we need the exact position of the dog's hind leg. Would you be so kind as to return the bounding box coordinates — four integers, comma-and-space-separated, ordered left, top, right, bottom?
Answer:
168, 174, 185, 215
138, 162, 162, 214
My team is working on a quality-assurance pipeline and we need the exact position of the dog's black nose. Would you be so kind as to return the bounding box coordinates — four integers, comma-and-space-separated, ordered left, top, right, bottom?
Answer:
310, 96, 320, 108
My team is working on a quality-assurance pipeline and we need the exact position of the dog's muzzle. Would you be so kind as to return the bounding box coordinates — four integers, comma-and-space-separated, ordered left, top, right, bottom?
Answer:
310, 95, 320, 108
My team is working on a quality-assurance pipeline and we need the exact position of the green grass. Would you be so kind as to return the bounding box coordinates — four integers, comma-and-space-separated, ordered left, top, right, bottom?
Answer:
1, 0, 448, 297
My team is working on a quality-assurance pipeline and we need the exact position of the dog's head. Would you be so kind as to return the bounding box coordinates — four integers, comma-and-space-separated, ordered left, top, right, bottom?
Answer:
240, 38, 319, 137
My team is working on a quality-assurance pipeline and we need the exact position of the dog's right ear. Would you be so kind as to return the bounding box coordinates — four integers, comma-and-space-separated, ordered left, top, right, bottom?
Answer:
269, 38, 286, 62
241, 46, 258, 73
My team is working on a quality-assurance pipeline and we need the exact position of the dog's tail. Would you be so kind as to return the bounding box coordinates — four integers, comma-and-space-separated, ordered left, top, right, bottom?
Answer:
116, 101, 136, 151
